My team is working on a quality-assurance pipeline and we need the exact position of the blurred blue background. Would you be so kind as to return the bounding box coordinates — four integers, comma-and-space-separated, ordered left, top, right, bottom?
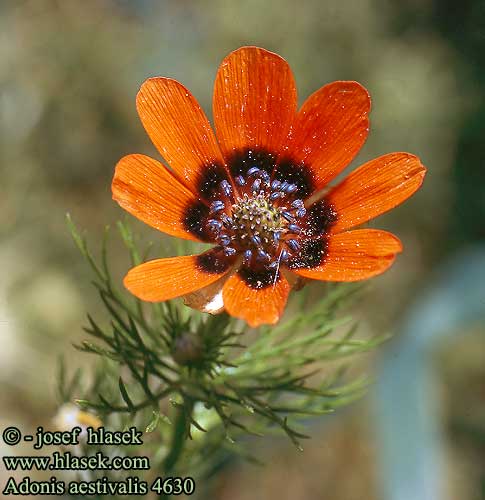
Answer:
1, 1, 484, 498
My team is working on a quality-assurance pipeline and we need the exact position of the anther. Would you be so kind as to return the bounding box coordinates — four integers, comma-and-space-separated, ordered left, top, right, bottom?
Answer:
271, 180, 281, 190
257, 249, 270, 261
221, 214, 233, 228
260, 170, 270, 184
280, 249, 289, 261
247, 167, 260, 177
252, 178, 261, 193
291, 199, 304, 209
286, 183, 298, 194
287, 239, 300, 251
235, 175, 246, 186
288, 224, 301, 234
220, 180, 232, 197
218, 235, 231, 246
270, 191, 281, 200
273, 231, 281, 244
224, 247, 236, 256
251, 234, 262, 246
207, 219, 222, 232
281, 211, 294, 222
296, 207, 306, 218
243, 249, 253, 264
210, 200, 225, 212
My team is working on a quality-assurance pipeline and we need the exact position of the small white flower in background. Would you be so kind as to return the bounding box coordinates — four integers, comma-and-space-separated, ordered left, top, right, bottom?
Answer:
54, 403, 101, 438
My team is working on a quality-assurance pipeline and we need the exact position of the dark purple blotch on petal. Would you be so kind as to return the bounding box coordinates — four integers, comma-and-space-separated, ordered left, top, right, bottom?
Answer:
238, 266, 280, 290
183, 201, 212, 241
197, 162, 231, 200
273, 158, 314, 198
303, 199, 337, 237
227, 148, 276, 180
196, 247, 234, 274
287, 239, 328, 269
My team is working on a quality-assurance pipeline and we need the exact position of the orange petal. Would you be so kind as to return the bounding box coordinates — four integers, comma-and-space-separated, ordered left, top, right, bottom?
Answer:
222, 268, 290, 327
278, 81, 370, 192
112, 154, 210, 242
213, 46, 297, 162
124, 248, 234, 302
326, 152, 426, 233
136, 78, 229, 197
294, 229, 402, 282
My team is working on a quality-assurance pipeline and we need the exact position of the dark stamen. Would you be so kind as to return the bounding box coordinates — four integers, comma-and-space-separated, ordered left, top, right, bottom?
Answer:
221, 214, 233, 227
220, 180, 232, 197
210, 200, 225, 212
207, 219, 222, 232
260, 171, 270, 184
287, 239, 300, 251
219, 235, 231, 246
243, 249, 253, 264
257, 249, 270, 261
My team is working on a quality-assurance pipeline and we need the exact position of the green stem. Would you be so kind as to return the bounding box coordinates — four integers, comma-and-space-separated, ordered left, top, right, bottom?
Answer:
159, 399, 193, 500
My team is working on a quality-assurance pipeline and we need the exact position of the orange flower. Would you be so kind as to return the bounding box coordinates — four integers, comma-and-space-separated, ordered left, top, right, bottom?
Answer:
112, 46, 426, 327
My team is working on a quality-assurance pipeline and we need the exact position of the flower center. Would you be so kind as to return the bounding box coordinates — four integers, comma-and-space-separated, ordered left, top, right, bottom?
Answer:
206, 167, 308, 269
232, 192, 283, 245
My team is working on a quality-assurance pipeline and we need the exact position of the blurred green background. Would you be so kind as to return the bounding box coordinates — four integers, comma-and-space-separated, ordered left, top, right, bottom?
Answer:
1, 1, 484, 499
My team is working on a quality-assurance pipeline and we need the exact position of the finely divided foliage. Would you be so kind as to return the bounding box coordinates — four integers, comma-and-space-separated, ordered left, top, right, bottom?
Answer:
60, 46, 425, 496
64, 217, 387, 483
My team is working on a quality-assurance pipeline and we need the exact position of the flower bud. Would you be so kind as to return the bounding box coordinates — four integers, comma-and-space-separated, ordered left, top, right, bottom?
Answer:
171, 332, 204, 366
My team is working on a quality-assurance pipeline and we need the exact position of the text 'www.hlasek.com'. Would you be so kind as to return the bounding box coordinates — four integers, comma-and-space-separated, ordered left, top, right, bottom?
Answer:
1, 425, 195, 496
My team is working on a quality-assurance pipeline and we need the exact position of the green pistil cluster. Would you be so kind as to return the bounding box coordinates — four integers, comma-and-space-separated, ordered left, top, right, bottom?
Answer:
231, 193, 284, 246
